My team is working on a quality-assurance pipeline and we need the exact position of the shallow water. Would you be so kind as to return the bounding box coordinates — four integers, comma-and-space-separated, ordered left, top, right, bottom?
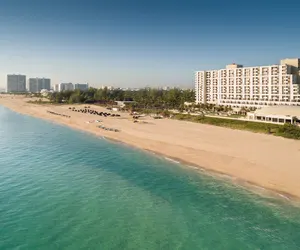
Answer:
1, 106, 300, 249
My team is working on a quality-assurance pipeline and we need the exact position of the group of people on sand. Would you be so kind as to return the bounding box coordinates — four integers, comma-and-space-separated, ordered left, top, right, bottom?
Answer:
69, 107, 121, 118
47, 110, 70, 118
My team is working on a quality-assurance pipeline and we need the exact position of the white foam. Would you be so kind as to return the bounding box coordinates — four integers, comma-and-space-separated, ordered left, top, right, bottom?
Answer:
187, 165, 198, 170
164, 157, 180, 164
278, 194, 290, 201
218, 173, 232, 179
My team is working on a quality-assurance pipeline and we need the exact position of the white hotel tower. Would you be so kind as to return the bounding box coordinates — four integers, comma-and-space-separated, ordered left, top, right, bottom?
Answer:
195, 58, 300, 107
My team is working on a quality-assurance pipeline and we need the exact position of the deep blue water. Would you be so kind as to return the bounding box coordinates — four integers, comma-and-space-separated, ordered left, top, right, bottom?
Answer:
1, 105, 300, 250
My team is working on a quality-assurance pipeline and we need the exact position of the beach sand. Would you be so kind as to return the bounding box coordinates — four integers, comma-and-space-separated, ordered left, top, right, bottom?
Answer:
1, 94, 300, 200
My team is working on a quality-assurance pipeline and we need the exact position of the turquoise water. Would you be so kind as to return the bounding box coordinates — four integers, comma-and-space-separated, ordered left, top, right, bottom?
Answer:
1, 106, 300, 250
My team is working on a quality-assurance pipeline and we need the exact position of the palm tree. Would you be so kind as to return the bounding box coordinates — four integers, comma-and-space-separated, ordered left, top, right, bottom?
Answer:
292, 116, 298, 125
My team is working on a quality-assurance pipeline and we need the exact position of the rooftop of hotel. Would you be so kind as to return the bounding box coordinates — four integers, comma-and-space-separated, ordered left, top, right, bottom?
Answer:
254, 106, 300, 118
196, 58, 300, 72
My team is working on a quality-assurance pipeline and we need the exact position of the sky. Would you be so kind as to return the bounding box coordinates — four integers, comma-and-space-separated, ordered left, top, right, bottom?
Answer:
0, 0, 300, 89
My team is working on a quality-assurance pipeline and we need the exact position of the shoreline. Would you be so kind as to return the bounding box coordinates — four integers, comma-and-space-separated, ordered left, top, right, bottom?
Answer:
145, 148, 299, 203
1, 95, 300, 203
102, 136, 300, 203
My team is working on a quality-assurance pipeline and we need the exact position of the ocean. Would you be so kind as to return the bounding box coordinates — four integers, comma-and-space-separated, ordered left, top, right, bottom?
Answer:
1, 105, 300, 250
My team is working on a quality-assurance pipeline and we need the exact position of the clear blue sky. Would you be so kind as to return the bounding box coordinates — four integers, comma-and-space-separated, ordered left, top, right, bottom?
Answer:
0, 0, 300, 89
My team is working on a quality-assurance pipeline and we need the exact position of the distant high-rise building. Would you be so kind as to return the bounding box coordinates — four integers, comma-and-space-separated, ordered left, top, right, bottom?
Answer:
7, 74, 26, 93
28, 78, 51, 93
74, 83, 89, 91
53, 84, 59, 92
41, 78, 51, 91
100, 85, 114, 90
28, 78, 38, 93
58, 83, 74, 92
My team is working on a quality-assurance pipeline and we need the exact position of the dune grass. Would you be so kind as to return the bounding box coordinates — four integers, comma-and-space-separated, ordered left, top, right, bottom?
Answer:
172, 114, 300, 140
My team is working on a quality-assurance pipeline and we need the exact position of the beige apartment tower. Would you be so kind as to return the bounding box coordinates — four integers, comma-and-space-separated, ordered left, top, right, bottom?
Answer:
195, 58, 300, 107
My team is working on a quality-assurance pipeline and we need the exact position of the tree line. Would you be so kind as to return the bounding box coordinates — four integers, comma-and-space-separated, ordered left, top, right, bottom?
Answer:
48, 87, 195, 109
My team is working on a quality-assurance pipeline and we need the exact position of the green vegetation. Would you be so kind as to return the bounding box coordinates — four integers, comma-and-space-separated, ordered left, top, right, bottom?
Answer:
27, 99, 50, 104
48, 87, 195, 109
172, 114, 279, 132
172, 114, 300, 140
276, 123, 300, 139
26, 93, 43, 98
228, 114, 244, 118
41, 87, 300, 140
173, 114, 300, 140
47, 88, 239, 117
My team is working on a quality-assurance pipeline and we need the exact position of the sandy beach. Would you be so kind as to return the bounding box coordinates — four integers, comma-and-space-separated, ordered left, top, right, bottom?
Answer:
1, 94, 300, 200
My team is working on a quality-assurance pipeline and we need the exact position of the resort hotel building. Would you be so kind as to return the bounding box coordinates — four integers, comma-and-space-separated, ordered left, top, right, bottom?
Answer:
195, 58, 300, 108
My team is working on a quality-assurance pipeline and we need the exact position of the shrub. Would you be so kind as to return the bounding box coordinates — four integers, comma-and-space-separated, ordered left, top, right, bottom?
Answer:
171, 114, 300, 140
276, 124, 300, 139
